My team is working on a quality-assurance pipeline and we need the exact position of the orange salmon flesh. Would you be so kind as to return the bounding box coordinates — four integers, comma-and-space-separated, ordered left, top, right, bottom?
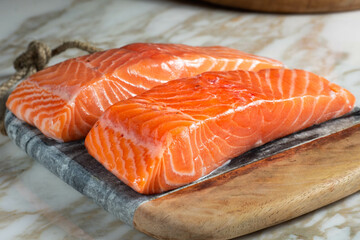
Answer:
6, 43, 283, 142
85, 69, 355, 194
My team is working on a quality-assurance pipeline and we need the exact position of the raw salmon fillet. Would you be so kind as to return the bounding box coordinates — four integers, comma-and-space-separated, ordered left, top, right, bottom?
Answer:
85, 69, 355, 194
6, 43, 283, 142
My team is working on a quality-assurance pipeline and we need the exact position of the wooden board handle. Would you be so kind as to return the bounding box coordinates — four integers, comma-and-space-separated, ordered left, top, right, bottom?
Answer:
134, 124, 360, 240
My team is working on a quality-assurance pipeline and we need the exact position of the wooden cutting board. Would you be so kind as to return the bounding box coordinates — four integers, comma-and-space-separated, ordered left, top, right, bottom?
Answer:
201, 0, 360, 13
5, 109, 360, 240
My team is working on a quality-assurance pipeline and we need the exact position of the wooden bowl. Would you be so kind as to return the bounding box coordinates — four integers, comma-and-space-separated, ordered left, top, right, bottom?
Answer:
201, 0, 360, 13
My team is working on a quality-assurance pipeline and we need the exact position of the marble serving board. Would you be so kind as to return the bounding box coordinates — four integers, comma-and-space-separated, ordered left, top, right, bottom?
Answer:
5, 109, 360, 240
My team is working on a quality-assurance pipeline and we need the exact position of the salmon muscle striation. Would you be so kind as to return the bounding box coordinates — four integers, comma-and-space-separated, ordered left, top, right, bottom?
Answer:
85, 68, 355, 194
6, 43, 283, 142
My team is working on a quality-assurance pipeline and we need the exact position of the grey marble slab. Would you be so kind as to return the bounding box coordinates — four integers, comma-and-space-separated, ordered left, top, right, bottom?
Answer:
5, 108, 360, 227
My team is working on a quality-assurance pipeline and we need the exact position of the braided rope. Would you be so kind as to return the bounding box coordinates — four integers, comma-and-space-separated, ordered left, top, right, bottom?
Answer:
0, 40, 103, 135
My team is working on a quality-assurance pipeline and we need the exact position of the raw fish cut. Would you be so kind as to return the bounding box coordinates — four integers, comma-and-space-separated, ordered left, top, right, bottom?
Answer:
85, 69, 355, 194
6, 43, 282, 141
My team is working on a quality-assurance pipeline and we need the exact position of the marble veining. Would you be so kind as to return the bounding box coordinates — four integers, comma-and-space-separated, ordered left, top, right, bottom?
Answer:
1, 0, 360, 239
5, 108, 360, 229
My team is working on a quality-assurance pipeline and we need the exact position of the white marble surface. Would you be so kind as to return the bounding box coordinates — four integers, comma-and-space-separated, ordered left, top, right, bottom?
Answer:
1, 0, 360, 239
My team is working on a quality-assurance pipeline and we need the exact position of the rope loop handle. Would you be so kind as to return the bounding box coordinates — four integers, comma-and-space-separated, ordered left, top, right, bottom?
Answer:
0, 40, 103, 135
13, 41, 52, 72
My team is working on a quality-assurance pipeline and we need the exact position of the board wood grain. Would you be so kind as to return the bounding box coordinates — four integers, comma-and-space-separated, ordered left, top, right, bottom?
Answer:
201, 0, 360, 13
133, 124, 360, 240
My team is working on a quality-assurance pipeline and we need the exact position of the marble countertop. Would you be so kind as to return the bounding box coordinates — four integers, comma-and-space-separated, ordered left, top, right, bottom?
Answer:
1, 0, 360, 239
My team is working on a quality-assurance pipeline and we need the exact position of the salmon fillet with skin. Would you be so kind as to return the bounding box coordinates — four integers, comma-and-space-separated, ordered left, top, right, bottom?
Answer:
85, 68, 355, 195
6, 43, 283, 142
